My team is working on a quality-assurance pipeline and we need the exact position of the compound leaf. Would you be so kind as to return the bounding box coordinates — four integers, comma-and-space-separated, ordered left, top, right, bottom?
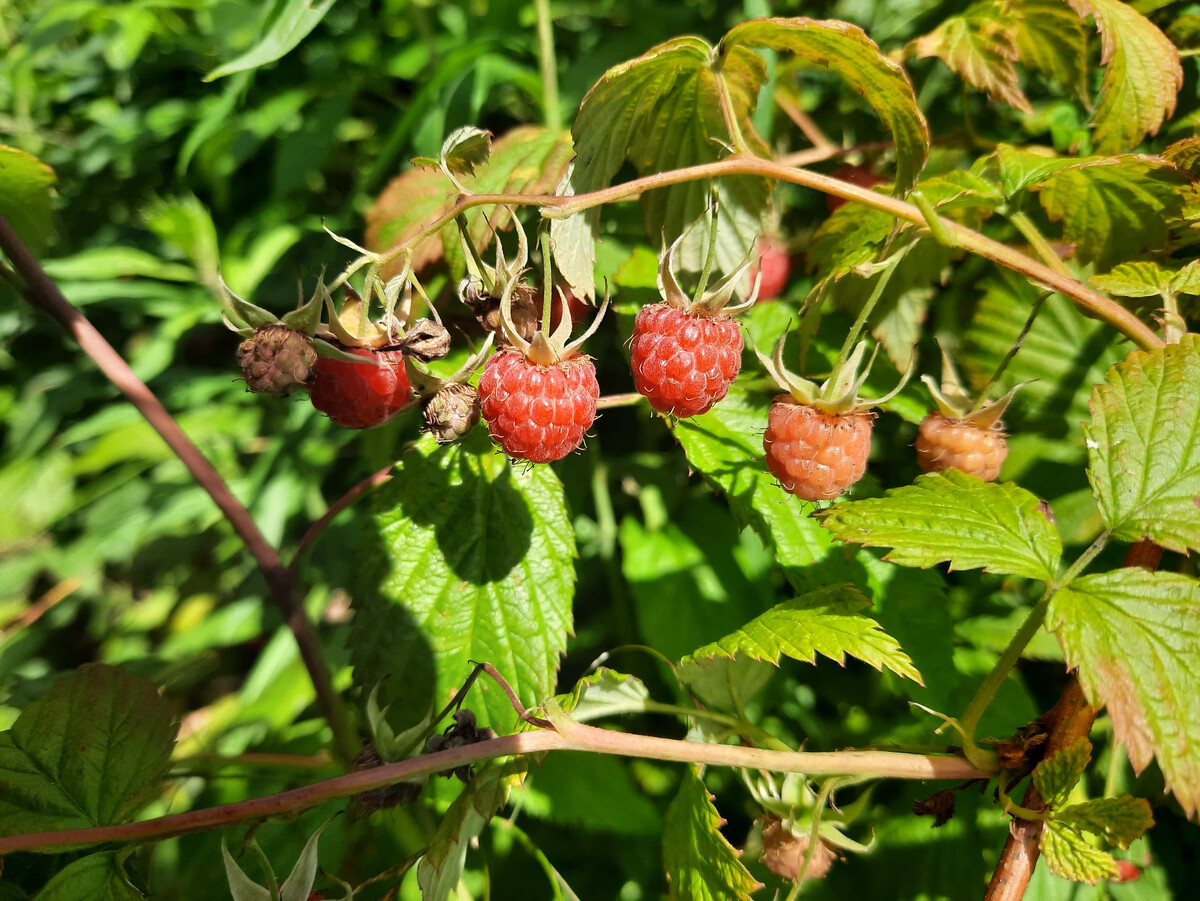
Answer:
679, 584, 920, 683
1084, 335, 1200, 553
663, 766, 761, 901
1047, 569, 1200, 816
817, 470, 1062, 582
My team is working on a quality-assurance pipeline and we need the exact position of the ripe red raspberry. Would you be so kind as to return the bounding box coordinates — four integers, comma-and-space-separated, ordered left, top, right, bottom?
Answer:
630, 303, 742, 418
748, 238, 792, 303
915, 412, 1007, 481
763, 397, 873, 501
478, 348, 599, 463
1110, 860, 1141, 883
308, 344, 414, 429
826, 165, 884, 212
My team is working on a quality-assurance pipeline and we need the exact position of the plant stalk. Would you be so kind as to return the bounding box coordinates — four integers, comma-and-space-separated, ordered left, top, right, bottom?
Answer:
534, 0, 562, 132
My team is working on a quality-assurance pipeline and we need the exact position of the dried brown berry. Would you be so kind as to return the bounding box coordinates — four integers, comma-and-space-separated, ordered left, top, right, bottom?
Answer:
349, 744, 423, 815
237, 324, 317, 396
399, 318, 452, 363
759, 816, 839, 882
462, 279, 538, 346
422, 382, 481, 444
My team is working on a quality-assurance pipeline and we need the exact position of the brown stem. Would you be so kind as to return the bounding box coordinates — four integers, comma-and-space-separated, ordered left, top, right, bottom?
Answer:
983, 539, 1162, 900
0, 214, 358, 764
291, 463, 396, 568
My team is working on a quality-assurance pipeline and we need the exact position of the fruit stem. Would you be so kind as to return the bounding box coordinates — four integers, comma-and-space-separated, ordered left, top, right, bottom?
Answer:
1007, 210, 1071, 278
534, 0, 562, 132
249, 840, 281, 901
540, 224, 555, 334
832, 244, 909, 375
969, 288, 1050, 414
456, 213, 490, 289
692, 189, 722, 304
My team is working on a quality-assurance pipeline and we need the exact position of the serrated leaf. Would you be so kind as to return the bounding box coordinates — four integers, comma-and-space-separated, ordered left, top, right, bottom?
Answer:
993, 143, 1086, 197
1089, 261, 1177, 298
1046, 569, 1200, 816
1056, 796, 1154, 848
679, 584, 921, 682
347, 432, 575, 733
417, 764, 512, 901
676, 656, 775, 714
0, 663, 177, 837
1067, 0, 1182, 154
0, 144, 56, 253
205, 0, 337, 81
663, 766, 761, 901
1162, 137, 1200, 176
1032, 736, 1092, 810
1040, 819, 1121, 883
1012, 0, 1089, 99
730, 18, 929, 194
1084, 335, 1200, 553
440, 126, 492, 176
367, 126, 571, 277
554, 668, 651, 723
817, 470, 1062, 581
911, 0, 1031, 113
36, 852, 143, 901
1036, 156, 1191, 270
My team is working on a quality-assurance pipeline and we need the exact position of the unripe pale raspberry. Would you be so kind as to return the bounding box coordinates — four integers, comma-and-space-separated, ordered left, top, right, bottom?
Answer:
915, 412, 1007, 481
308, 345, 414, 429
478, 348, 599, 463
759, 816, 838, 882
237, 324, 317, 396
763, 396, 873, 501
630, 303, 743, 418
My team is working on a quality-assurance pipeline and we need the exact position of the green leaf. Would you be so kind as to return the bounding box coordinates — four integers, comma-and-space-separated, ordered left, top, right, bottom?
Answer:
676, 656, 775, 714
1067, 0, 1182, 154
1167, 14, 1200, 49
348, 432, 576, 732
1012, 0, 1089, 99
1083, 335, 1200, 553
1056, 796, 1154, 848
417, 764, 513, 901
440, 126, 492, 177
1089, 261, 1178, 298
1162, 137, 1200, 176
552, 668, 651, 723
1046, 569, 1200, 816
1037, 792, 1153, 885
807, 203, 896, 278
0, 144, 56, 253
142, 194, 221, 282
0, 663, 177, 838
817, 470, 1062, 581
992, 143, 1086, 197
42, 247, 197, 284
662, 766, 761, 901
911, 1, 1030, 113
35, 852, 142, 901
1032, 736, 1092, 810
729, 18, 929, 194
205, 0, 338, 81
679, 584, 921, 682
279, 818, 334, 901
1035, 156, 1191, 270
1040, 819, 1121, 884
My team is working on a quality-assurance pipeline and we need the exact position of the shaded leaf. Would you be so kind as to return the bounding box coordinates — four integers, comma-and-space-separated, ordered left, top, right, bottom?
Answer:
817, 470, 1062, 582
0, 144, 56, 253
520, 753, 661, 837
1067, 0, 1182, 154
679, 584, 920, 682
1012, 0, 1089, 99
35, 852, 142, 901
1084, 335, 1200, 554
205, 0, 338, 81
417, 764, 513, 901
1047, 569, 1200, 816
347, 432, 575, 732
663, 766, 761, 901
0, 663, 177, 837
676, 655, 774, 714
440, 126, 492, 177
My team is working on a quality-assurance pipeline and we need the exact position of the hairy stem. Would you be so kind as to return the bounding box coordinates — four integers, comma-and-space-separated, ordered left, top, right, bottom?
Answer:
1007, 211, 1071, 278
0, 214, 358, 765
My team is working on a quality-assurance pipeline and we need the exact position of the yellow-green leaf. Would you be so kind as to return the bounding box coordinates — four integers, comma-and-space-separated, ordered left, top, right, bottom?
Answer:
0, 145, 56, 253
663, 766, 761, 901
1032, 737, 1092, 810
1012, 0, 1089, 99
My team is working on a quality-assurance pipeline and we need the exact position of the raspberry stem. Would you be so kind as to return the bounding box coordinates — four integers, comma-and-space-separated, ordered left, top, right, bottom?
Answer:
832, 243, 910, 376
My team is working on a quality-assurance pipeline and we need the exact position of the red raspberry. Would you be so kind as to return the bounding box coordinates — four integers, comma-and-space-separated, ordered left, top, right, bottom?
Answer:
914, 412, 1007, 482
308, 345, 414, 429
1110, 860, 1141, 883
748, 238, 792, 303
763, 397, 873, 501
630, 302, 743, 418
826, 165, 884, 212
478, 348, 599, 463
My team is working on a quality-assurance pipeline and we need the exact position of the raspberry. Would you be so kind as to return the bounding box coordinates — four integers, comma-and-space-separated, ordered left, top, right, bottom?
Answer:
914, 412, 1007, 482
630, 303, 743, 418
748, 238, 792, 303
478, 348, 599, 463
237, 324, 316, 396
763, 397, 873, 501
826, 165, 884, 212
759, 816, 838, 882
1110, 860, 1141, 883
308, 344, 414, 429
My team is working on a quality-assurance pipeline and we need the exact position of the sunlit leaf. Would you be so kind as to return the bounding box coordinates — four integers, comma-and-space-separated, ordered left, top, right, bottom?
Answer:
1012, 0, 1089, 99
205, 0, 338, 81
1040, 819, 1121, 883
663, 766, 761, 901
0, 144, 56, 253
1032, 736, 1091, 809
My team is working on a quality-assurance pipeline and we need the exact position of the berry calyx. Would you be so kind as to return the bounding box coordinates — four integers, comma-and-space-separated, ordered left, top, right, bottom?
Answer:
236, 323, 317, 396
630, 303, 742, 417
308, 343, 414, 429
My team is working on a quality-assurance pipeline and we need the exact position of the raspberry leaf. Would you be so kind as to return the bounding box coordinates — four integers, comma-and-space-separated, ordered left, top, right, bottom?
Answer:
0, 663, 177, 836
1090, 261, 1183, 298
1039, 819, 1121, 884
1032, 737, 1091, 810
1039, 795, 1153, 884
1012, 0, 1089, 101
1067, 0, 1182, 155
552, 668, 651, 723
34, 853, 142, 901
1163, 136, 1200, 176
348, 432, 575, 732
726, 18, 929, 194
1035, 157, 1191, 270
1084, 336, 1200, 553
0, 145, 56, 253
1046, 569, 1200, 816
440, 126, 492, 178
991, 144, 1086, 197
818, 470, 1062, 582
663, 766, 762, 901
678, 584, 921, 683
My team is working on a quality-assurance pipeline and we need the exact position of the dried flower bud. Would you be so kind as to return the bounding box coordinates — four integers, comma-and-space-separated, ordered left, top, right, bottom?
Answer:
422, 382, 481, 443
461, 278, 538, 346
237, 323, 317, 395
759, 816, 838, 882
349, 744, 423, 815
399, 319, 452, 362
427, 710, 496, 781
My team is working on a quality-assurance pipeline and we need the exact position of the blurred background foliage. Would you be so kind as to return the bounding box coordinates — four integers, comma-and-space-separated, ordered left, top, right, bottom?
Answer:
0, 0, 1196, 898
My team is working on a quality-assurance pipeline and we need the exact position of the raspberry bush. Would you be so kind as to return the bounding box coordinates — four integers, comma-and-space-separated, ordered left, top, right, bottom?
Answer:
1, 2, 1198, 900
